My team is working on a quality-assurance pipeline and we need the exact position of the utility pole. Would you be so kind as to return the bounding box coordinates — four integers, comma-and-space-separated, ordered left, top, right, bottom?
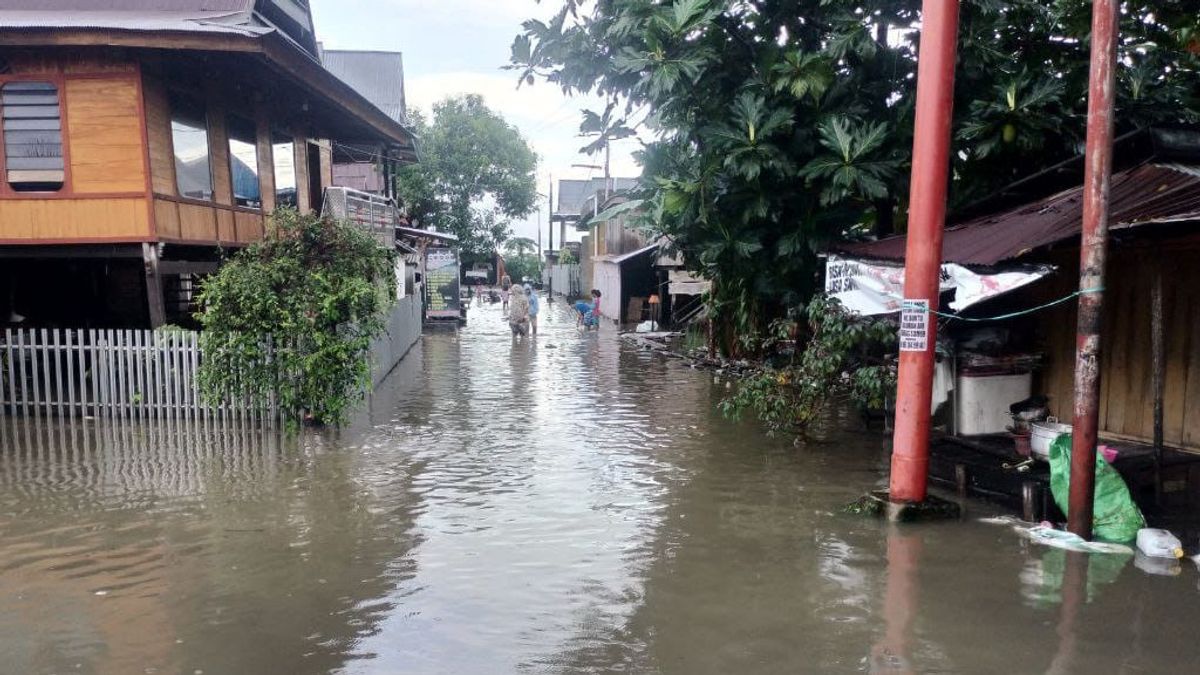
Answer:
1068, 0, 1118, 539
604, 141, 611, 202
888, 0, 960, 504
547, 175, 554, 300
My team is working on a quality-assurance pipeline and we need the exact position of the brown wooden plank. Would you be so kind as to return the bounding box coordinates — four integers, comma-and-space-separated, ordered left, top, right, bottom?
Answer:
207, 103, 234, 206
141, 74, 177, 195
1100, 255, 1132, 435
234, 211, 263, 243
64, 77, 147, 193
62, 53, 136, 74
216, 209, 235, 242
1165, 254, 1193, 446
0, 198, 148, 240
1182, 262, 1200, 448
255, 105, 276, 213
293, 133, 310, 214
153, 198, 180, 239
178, 202, 217, 241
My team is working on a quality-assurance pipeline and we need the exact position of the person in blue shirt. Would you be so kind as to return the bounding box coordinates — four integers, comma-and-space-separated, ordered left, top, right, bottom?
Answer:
524, 283, 539, 336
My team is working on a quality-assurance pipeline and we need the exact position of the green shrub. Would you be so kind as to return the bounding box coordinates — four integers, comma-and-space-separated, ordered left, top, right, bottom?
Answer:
196, 208, 396, 425
720, 295, 896, 437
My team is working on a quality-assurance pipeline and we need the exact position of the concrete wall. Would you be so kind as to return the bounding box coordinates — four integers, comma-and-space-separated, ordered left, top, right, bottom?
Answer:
545, 263, 581, 299
370, 293, 423, 386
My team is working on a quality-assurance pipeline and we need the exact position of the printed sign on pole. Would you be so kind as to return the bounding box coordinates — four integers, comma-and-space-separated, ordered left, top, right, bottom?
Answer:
899, 299, 930, 352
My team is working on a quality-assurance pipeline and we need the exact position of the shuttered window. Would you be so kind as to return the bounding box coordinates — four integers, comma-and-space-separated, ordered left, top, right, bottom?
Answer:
2, 81, 64, 191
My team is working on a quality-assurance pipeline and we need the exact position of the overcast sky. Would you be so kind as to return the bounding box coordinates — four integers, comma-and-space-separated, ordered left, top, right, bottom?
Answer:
311, 0, 641, 246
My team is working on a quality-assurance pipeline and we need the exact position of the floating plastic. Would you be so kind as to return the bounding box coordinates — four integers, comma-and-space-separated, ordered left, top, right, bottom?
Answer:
1136, 528, 1184, 559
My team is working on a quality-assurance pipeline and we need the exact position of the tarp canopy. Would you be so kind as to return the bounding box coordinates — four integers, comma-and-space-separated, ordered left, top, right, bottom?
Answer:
825, 255, 1052, 316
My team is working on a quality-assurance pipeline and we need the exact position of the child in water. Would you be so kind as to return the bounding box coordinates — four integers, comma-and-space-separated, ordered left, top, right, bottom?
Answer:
574, 289, 602, 330
524, 284, 539, 336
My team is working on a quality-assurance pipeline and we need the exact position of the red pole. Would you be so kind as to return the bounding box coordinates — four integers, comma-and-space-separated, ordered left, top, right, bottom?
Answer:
889, 0, 960, 504
1068, 0, 1118, 539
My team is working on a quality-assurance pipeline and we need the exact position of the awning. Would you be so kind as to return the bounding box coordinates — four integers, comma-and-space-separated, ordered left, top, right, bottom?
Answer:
605, 241, 660, 265
825, 255, 1052, 316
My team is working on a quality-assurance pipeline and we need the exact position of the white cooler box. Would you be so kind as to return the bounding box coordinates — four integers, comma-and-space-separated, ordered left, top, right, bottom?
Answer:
956, 372, 1032, 435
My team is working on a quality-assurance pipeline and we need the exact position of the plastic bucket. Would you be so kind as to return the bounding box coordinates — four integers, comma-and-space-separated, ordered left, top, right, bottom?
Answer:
1031, 418, 1072, 460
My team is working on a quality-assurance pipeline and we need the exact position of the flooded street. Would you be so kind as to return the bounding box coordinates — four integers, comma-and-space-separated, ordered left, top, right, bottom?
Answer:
2, 297, 1200, 674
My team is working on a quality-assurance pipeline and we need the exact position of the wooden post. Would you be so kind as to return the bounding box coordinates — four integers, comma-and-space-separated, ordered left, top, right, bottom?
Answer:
1151, 261, 1165, 507
1022, 482, 1039, 522
142, 243, 166, 328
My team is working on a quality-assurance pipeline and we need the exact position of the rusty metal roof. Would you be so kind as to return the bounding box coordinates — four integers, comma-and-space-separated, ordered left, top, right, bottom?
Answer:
838, 163, 1200, 266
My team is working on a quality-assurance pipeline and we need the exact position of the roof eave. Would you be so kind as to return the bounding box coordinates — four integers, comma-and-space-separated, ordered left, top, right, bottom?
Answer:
0, 26, 418, 158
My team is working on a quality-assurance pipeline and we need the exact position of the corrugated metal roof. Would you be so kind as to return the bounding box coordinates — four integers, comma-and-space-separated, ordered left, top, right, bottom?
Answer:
321, 50, 407, 125
0, 1, 252, 9
555, 177, 638, 217
838, 163, 1200, 266
0, 9, 268, 36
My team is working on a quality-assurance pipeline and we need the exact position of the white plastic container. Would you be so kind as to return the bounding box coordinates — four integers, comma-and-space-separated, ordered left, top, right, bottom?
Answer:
1030, 418, 1073, 460
1137, 528, 1184, 559
955, 372, 1032, 435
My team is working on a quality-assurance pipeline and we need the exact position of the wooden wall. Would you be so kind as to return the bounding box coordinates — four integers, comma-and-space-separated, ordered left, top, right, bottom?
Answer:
0, 52, 150, 243
1037, 243, 1200, 450
0, 49, 339, 247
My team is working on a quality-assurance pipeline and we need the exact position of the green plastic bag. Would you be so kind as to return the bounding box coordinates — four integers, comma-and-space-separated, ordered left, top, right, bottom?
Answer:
1048, 433, 1145, 542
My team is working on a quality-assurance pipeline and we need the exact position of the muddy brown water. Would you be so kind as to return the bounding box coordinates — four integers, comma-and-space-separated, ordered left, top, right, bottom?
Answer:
1, 297, 1199, 674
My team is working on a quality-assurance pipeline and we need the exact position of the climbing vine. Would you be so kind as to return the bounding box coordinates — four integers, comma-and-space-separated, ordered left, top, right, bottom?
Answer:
720, 295, 896, 436
196, 208, 396, 425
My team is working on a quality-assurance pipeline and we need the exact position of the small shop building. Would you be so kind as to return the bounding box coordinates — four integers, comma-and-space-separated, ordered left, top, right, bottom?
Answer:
832, 127, 1200, 515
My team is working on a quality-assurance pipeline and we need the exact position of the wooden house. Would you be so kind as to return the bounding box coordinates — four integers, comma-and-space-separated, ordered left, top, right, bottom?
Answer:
838, 128, 1200, 454
0, 1, 417, 328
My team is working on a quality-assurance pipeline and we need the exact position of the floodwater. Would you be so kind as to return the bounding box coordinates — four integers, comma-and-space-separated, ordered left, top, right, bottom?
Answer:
1, 298, 1199, 675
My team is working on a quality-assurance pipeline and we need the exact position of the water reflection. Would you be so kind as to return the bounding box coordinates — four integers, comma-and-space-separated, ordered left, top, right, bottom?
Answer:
0, 415, 422, 675
871, 528, 920, 675
2, 298, 1200, 673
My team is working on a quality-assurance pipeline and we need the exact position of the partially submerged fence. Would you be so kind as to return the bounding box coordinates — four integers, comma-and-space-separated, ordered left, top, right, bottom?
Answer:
0, 297, 425, 422
0, 328, 277, 422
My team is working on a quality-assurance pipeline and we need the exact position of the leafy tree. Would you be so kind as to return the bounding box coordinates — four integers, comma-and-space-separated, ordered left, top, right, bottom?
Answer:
506, 236, 539, 257
511, 0, 1200, 353
395, 95, 539, 256
196, 209, 396, 426
503, 236, 544, 283
504, 254, 543, 286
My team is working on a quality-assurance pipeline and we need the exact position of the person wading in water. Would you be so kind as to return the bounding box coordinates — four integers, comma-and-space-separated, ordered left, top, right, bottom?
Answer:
508, 284, 531, 339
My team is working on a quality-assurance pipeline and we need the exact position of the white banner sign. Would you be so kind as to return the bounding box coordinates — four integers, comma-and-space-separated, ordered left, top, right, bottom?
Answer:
824, 255, 1052, 317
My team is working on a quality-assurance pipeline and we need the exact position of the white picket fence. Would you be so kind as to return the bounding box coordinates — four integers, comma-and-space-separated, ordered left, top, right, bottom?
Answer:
0, 328, 277, 422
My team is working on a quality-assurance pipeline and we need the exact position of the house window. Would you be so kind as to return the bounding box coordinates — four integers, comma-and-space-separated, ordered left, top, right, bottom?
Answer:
170, 93, 213, 200
227, 114, 261, 209
2, 81, 64, 192
271, 130, 296, 209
